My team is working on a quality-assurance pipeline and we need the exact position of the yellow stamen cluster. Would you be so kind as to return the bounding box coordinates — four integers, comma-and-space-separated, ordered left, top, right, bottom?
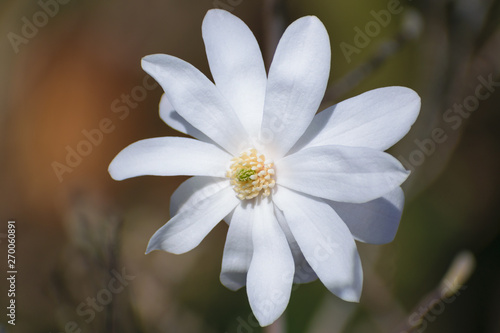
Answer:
227, 148, 276, 200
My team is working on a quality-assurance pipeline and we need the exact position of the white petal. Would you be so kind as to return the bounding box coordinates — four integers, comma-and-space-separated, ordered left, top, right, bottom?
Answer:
292, 87, 421, 153
159, 94, 214, 143
273, 187, 363, 302
260, 16, 330, 158
274, 205, 318, 284
146, 187, 239, 254
328, 187, 405, 245
275, 145, 409, 203
221, 202, 319, 287
220, 202, 254, 291
247, 198, 294, 326
170, 176, 229, 216
108, 137, 231, 180
202, 9, 267, 139
142, 54, 250, 155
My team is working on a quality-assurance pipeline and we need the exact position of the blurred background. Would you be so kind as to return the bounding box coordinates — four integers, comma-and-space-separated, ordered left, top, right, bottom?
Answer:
0, 0, 499, 332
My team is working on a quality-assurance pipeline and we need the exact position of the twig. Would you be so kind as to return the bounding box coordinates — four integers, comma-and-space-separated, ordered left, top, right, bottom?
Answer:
394, 251, 476, 333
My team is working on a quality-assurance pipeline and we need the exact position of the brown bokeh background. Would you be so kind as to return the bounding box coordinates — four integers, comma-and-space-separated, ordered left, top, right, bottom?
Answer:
1, 0, 499, 332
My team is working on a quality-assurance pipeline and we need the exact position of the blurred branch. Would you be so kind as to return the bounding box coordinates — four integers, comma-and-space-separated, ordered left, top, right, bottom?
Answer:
263, 0, 287, 68
444, 0, 492, 97
404, 0, 500, 197
362, 265, 408, 331
307, 295, 357, 333
394, 251, 476, 333
49, 191, 142, 333
470, 25, 500, 75
323, 9, 424, 103
265, 316, 285, 333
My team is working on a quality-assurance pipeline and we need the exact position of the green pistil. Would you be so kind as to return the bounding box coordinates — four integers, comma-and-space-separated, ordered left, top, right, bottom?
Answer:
236, 168, 255, 182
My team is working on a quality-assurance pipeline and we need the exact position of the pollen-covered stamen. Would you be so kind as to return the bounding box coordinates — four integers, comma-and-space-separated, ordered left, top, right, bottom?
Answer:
227, 148, 276, 200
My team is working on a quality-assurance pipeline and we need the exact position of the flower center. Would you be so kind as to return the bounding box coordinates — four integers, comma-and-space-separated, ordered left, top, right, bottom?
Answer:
227, 148, 275, 200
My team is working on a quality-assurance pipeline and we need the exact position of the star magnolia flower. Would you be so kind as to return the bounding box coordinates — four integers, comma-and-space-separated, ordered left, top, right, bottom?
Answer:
109, 9, 420, 326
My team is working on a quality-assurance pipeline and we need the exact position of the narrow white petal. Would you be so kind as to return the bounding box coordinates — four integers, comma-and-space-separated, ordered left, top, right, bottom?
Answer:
159, 94, 214, 143
274, 205, 318, 284
220, 202, 254, 291
247, 199, 294, 326
142, 54, 250, 155
203, 9, 267, 139
170, 176, 229, 216
146, 187, 239, 255
292, 87, 421, 153
275, 145, 409, 203
328, 187, 405, 245
108, 137, 231, 180
260, 16, 330, 158
273, 187, 363, 302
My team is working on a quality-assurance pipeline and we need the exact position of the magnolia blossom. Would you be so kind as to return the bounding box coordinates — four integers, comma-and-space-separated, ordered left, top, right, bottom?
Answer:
109, 9, 420, 326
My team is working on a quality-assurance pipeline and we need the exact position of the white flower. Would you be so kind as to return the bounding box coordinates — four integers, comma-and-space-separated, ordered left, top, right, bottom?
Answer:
108, 9, 420, 326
